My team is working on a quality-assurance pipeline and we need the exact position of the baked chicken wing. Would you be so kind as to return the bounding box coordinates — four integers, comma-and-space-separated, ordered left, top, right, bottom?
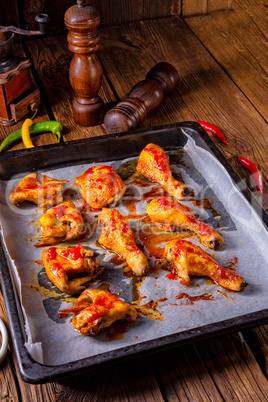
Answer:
165, 239, 246, 291
35, 201, 85, 247
9, 173, 68, 210
137, 143, 189, 199
98, 208, 149, 276
74, 165, 126, 209
147, 196, 224, 250
59, 288, 138, 335
42, 244, 104, 294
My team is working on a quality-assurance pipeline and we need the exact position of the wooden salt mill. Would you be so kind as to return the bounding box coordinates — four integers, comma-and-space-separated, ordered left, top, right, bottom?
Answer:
104, 62, 179, 134
64, 0, 104, 126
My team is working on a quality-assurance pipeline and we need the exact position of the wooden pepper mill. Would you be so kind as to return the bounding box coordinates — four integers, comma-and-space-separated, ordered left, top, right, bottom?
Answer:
64, 0, 104, 127
104, 62, 179, 134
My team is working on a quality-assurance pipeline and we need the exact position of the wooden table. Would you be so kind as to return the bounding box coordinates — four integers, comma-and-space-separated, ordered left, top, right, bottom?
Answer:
1, 0, 267, 399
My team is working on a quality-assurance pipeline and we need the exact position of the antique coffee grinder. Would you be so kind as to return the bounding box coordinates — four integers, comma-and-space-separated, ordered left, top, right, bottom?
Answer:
0, 14, 49, 126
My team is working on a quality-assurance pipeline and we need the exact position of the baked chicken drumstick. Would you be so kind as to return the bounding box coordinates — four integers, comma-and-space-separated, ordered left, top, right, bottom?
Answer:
137, 143, 189, 199
165, 239, 246, 291
98, 208, 149, 276
147, 196, 224, 250
35, 201, 85, 247
59, 288, 138, 335
9, 173, 68, 210
74, 165, 126, 209
42, 244, 104, 294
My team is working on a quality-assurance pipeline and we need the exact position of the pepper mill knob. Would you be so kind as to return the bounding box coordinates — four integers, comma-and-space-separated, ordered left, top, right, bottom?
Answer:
103, 62, 179, 134
64, 3, 104, 126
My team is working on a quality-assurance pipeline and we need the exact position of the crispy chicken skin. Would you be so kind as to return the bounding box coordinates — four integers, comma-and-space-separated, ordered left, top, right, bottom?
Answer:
165, 239, 246, 291
74, 165, 126, 209
42, 244, 104, 294
137, 143, 189, 199
98, 208, 149, 276
147, 196, 224, 250
35, 201, 85, 247
60, 288, 138, 335
9, 173, 68, 210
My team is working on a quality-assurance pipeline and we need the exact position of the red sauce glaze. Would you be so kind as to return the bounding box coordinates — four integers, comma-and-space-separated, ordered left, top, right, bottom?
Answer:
86, 305, 104, 322
120, 214, 131, 233
173, 240, 209, 261
156, 197, 193, 216
143, 147, 169, 173
50, 262, 65, 279
92, 177, 105, 190
26, 183, 59, 191
212, 265, 240, 282
84, 165, 119, 196
84, 293, 120, 323
191, 221, 216, 236
95, 178, 104, 184
166, 267, 177, 280
67, 210, 82, 222
58, 312, 69, 318
110, 210, 117, 231
109, 210, 130, 233
61, 244, 83, 261
94, 293, 119, 309
24, 185, 38, 190
84, 165, 115, 176
214, 266, 230, 280
173, 241, 183, 259
157, 196, 177, 209
22, 177, 38, 190
47, 247, 57, 261
122, 222, 129, 233
54, 204, 69, 219
88, 177, 116, 193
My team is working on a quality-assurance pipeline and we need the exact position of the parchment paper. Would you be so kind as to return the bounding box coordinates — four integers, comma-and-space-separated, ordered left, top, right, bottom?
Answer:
0, 133, 267, 366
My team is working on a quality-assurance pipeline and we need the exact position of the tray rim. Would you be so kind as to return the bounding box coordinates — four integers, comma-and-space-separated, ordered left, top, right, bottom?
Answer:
0, 121, 267, 383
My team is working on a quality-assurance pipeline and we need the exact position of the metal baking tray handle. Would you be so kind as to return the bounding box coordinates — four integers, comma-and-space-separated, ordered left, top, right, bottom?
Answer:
0, 318, 8, 364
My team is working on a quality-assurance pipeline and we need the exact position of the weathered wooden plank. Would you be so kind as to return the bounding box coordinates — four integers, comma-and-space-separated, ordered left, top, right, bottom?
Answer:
98, 17, 268, 194
181, 0, 233, 17
182, 0, 208, 17
151, 345, 224, 401
208, 0, 233, 13
0, 0, 19, 27
55, 358, 164, 401
0, 292, 20, 401
185, 0, 268, 121
1, 289, 58, 401
242, 325, 268, 377
25, 35, 114, 141
197, 332, 268, 400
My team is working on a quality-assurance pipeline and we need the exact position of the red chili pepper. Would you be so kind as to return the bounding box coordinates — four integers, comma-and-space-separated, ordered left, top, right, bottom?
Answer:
237, 155, 263, 195
196, 121, 229, 145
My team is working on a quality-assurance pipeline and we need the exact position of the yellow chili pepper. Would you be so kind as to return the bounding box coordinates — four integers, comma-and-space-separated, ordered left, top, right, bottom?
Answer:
22, 118, 34, 148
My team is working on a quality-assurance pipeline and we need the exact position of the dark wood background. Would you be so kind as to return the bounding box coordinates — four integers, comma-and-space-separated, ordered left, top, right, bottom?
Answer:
1, 0, 268, 400
1, 0, 233, 34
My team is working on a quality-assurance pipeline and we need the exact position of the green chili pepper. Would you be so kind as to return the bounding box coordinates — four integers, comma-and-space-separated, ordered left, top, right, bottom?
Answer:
0, 121, 63, 153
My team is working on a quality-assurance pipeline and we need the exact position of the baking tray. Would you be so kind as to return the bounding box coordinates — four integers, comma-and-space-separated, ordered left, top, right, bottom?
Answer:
0, 121, 267, 383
